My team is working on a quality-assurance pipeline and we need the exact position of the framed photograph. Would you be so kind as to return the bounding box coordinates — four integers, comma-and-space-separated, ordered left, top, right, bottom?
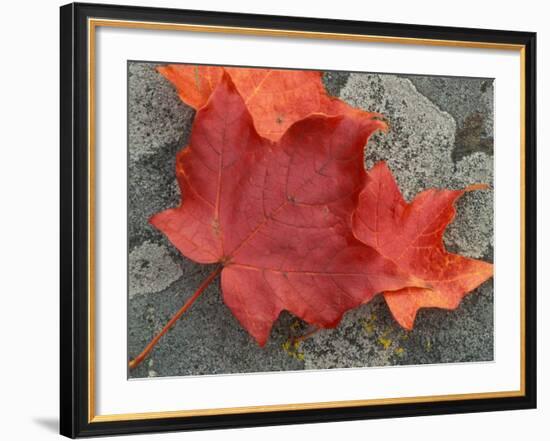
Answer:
60, 2, 537, 438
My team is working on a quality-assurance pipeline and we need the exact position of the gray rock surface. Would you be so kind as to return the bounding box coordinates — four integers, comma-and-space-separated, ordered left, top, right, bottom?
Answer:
446, 152, 494, 260
128, 63, 194, 162
127, 64, 494, 378
129, 241, 183, 299
127, 63, 194, 251
406, 75, 494, 161
341, 74, 457, 200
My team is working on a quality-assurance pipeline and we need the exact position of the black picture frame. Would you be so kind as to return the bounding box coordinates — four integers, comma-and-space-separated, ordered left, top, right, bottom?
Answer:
60, 2, 537, 438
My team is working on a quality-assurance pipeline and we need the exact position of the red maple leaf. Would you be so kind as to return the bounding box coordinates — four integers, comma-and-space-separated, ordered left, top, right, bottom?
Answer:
157, 64, 384, 141
352, 161, 494, 330
144, 74, 424, 352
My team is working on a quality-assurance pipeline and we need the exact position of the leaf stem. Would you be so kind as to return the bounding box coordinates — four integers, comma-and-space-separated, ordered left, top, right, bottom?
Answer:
129, 265, 222, 370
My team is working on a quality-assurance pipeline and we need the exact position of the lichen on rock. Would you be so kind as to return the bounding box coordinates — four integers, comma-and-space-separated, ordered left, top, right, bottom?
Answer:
129, 241, 183, 298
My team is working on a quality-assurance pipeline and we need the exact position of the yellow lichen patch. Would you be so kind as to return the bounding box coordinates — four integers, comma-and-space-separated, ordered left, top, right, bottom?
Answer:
362, 321, 374, 334
361, 313, 377, 335
378, 336, 392, 350
377, 328, 394, 350
425, 340, 432, 352
282, 338, 305, 362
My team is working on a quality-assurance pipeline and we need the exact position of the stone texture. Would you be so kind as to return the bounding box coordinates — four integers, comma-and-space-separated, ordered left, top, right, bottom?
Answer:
406, 75, 494, 161
128, 266, 304, 378
127, 63, 494, 378
129, 241, 183, 299
446, 152, 494, 260
128, 63, 194, 162
322, 70, 351, 97
127, 63, 193, 251
340, 74, 457, 200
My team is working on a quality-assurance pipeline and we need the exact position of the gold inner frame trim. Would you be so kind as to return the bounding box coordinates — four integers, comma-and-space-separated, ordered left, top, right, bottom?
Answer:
87, 17, 527, 424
